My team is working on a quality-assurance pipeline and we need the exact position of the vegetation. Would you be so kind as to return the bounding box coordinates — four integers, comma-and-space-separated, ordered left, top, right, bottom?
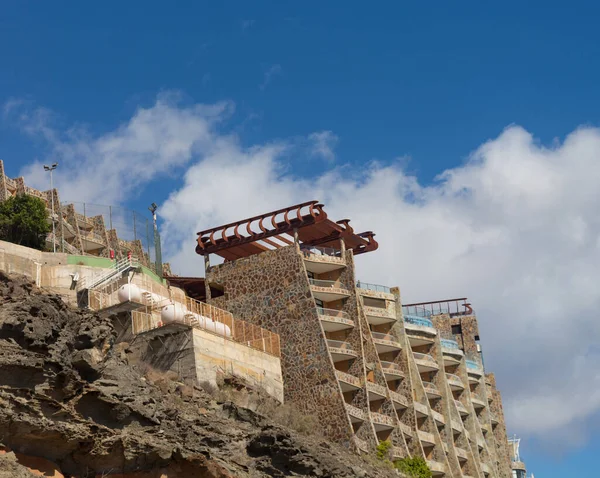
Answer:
376, 439, 393, 460
0, 195, 50, 250
393, 456, 432, 478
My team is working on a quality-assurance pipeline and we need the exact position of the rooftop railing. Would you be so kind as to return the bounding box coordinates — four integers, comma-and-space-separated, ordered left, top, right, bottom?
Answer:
317, 307, 350, 320
300, 244, 342, 257
403, 315, 434, 328
356, 281, 391, 294
403, 297, 474, 317
402, 305, 432, 318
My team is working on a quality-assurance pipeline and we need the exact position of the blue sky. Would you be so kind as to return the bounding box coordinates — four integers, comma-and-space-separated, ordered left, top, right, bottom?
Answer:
3, 2, 600, 475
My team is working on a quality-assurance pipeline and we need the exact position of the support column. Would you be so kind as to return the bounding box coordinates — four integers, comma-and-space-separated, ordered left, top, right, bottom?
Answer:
340, 238, 346, 256
204, 254, 211, 301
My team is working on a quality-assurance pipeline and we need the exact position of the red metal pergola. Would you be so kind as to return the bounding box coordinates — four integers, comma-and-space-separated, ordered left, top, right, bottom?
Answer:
195, 200, 378, 261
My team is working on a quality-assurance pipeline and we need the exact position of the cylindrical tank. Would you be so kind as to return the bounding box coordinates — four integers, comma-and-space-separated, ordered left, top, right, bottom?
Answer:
160, 303, 186, 323
117, 284, 142, 303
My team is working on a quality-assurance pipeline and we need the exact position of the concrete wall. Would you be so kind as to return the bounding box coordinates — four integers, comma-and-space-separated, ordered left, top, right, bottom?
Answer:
192, 328, 283, 402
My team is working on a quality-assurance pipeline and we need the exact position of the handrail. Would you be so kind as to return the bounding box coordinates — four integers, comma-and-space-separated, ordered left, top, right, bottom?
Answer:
317, 307, 349, 320
404, 315, 434, 328
402, 305, 432, 318
356, 281, 391, 294
301, 244, 342, 257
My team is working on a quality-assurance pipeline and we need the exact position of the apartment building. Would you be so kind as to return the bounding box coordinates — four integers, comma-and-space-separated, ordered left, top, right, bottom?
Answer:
197, 200, 514, 478
0, 160, 159, 272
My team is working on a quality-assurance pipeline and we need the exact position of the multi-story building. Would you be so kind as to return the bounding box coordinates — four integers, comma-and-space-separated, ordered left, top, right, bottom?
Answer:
196, 200, 515, 478
0, 160, 162, 273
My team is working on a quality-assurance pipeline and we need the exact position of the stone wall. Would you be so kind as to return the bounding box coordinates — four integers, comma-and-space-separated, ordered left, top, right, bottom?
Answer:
206, 245, 356, 447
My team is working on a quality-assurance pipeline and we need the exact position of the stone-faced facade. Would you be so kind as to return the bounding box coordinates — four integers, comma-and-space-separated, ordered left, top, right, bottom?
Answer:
204, 237, 515, 478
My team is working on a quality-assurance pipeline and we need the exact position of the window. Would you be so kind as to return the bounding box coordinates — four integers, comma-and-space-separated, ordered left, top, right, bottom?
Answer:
451, 324, 462, 335
315, 298, 324, 309
307, 271, 315, 279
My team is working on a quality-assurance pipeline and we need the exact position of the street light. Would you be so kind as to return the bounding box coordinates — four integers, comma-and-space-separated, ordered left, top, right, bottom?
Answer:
43, 163, 58, 253
148, 202, 162, 278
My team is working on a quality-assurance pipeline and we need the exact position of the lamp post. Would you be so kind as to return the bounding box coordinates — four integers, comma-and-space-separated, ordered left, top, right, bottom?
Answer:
43, 163, 58, 253
148, 202, 163, 278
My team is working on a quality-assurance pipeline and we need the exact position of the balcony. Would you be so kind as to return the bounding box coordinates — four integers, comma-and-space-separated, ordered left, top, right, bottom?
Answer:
380, 361, 405, 381
371, 411, 396, 431
345, 402, 367, 424
477, 435, 485, 450
302, 245, 346, 273
390, 390, 409, 410
392, 446, 406, 460
403, 315, 437, 346
455, 446, 468, 461
431, 410, 446, 427
450, 417, 462, 433
414, 401, 429, 418
317, 308, 355, 331
327, 340, 358, 362
454, 400, 469, 417
398, 421, 412, 436
335, 370, 362, 392
366, 381, 388, 401
356, 281, 394, 298
413, 352, 439, 372
75, 212, 94, 229
363, 305, 396, 325
472, 396, 486, 410
466, 359, 483, 380
422, 381, 442, 400
489, 413, 499, 425
426, 460, 446, 476
79, 228, 106, 251
417, 430, 436, 446
310, 278, 351, 301
440, 338, 464, 365
371, 331, 403, 353
480, 463, 492, 476
445, 373, 465, 391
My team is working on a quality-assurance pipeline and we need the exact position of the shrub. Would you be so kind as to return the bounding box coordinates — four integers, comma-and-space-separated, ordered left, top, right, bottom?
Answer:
0, 195, 50, 250
393, 456, 432, 478
376, 439, 393, 460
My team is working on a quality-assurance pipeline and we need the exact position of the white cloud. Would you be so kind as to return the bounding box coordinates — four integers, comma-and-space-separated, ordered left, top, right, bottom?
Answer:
308, 130, 339, 162
9, 95, 600, 448
260, 64, 282, 90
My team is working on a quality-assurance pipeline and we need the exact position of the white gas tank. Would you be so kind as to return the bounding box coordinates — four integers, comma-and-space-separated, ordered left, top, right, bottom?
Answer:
117, 284, 142, 303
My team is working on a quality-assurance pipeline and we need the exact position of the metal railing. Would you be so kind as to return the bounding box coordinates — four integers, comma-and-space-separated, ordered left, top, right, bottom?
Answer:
440, 338, 460, 349
402, 305, 432, 318
309, 278, 346, 289
300, 244, 342, 257
356, 281, 391, 294
403, 315, 434, 328
317, 307, 350, 320
413, 352, 436, 363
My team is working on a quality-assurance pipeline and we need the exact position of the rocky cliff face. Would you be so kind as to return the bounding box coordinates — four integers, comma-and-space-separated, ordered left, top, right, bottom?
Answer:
0, 272, 396, 478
